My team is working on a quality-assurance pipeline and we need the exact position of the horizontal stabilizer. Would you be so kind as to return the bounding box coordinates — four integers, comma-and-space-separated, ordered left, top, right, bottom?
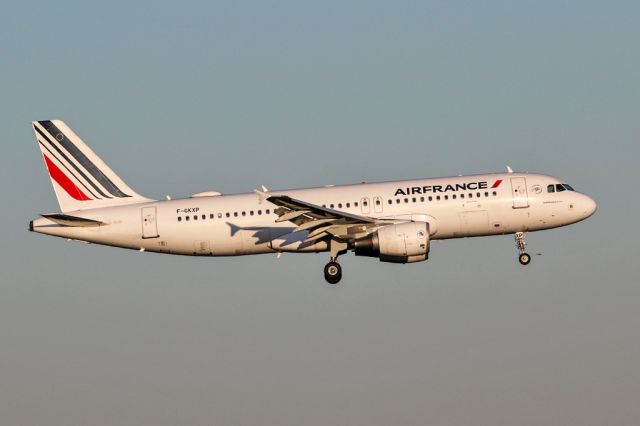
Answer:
41, 213, 105, 227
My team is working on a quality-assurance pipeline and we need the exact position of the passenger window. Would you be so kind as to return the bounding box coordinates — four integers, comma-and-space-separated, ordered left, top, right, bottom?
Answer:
330, 204, 334, 208
476, 192, 481, 198
266, 209, 270, 214
404, 198, 408, 203
202, 214, 206, 220
411, 197, 415, 203
388, 199, 392, 205
468, 193, 473, 198
242, 211, 246, 216
346, 203, 351, 208
185, 216, 190, 221
226, 212, 230, 218
250, 211, 254, 216
460, 194, 464, 199
210, 214, 214, 219
178, 216, 182, 222
354, 202, 358, 207
547, 184, 555, 193
428, 196, 433, 201
452, 194, 456, 200
485, 192, 489, 197
375, 199, 380, 205
363, 200, 368, 206
420, 196, 424, 202
492, 191, 497, 196
234, 212, 238, 217
193, 215, 198, 220
338, 203, 342, 208
257, 210, 262, 215
396, 199, 400, 204
436, 196, 441, 201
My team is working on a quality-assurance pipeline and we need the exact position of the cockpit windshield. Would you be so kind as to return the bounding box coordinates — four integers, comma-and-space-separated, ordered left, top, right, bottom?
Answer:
547, 183, 575, 193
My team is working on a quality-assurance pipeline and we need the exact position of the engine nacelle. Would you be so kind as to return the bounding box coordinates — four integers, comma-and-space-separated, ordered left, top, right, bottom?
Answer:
354, 222, 430, 263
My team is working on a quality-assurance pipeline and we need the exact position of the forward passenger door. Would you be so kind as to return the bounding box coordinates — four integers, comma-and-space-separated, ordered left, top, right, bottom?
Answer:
510, 177, 529, 208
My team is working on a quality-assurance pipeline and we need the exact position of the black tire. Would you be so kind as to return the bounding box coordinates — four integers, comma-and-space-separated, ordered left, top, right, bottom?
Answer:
519, 253, 531, 265
324, 261, 342, 284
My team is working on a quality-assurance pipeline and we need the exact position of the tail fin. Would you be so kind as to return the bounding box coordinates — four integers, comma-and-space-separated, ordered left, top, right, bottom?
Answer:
32, 120, 152, 212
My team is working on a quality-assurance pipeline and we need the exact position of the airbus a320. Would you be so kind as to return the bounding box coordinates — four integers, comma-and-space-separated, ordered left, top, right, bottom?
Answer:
29, 120, 597, 283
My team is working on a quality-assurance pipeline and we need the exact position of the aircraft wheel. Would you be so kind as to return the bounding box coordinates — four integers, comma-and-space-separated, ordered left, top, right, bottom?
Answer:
519, 253, 531, 265
324, 261, 342, 284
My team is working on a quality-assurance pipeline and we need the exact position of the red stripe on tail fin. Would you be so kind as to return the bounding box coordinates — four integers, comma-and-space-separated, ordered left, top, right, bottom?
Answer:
43, 154, 91, 201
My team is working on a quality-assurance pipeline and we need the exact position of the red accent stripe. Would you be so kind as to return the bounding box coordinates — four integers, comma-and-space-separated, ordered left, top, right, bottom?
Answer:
491, 179, 503, 189
43, 154, 91, 201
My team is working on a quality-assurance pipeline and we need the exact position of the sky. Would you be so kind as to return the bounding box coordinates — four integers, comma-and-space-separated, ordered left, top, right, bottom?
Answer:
1, 1, 639, 425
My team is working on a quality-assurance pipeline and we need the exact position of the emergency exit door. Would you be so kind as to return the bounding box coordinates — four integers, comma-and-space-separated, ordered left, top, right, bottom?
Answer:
361, 197, 370, 214
141, 207, 159, 238
373, 196, 383, 213
510, 177, 529, 209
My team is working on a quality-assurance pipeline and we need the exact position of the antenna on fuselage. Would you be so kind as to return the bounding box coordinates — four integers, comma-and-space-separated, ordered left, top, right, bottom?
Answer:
506, 165, 514, 173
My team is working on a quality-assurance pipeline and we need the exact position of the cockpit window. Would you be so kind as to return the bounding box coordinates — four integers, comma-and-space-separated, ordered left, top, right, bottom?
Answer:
547, 184, 555, 193
563, 184, 575, 191
555, 184, 566, 192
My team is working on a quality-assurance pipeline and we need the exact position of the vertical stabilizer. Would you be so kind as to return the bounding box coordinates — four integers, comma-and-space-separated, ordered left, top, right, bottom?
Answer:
32, 120, 152, 212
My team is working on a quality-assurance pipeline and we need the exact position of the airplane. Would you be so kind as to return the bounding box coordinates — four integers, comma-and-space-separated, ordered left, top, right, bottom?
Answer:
29, 120, 597, 284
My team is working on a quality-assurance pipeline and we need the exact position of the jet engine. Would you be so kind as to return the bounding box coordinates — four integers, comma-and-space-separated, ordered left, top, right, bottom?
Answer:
354, 222, 430, 263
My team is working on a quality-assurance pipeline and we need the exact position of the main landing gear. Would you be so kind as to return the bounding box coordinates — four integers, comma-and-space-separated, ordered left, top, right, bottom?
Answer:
324, 239, 348, 284
324, 261, 342, 284
515, 231, 531, 265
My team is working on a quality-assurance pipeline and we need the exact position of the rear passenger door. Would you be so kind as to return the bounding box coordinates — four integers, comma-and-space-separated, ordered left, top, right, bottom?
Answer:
141, 206, 159, 238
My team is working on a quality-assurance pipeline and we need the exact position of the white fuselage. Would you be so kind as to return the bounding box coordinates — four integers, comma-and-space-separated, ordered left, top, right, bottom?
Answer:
31, 172, 597, 257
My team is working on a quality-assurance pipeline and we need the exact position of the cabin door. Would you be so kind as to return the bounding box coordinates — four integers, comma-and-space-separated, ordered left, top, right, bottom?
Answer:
141, 207, 159, 239
510, 177, 529, 209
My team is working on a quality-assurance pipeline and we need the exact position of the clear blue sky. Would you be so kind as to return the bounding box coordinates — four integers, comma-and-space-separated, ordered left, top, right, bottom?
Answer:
1, 1, 638, 425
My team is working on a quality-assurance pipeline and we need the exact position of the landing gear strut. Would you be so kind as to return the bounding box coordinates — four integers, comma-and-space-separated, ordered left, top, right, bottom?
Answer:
324, 238, 348, 284
515, 232, 531, 265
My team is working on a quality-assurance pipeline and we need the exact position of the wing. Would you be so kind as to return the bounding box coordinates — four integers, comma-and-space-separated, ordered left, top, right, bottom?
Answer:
266, 194, 397, 243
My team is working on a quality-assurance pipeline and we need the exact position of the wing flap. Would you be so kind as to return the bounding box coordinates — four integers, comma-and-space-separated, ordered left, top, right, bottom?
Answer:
275, 209, 311, 223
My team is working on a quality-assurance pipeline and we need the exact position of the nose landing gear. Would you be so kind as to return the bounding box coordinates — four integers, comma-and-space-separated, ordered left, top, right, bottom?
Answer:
518, 252, 531, 265
515, 232, 531, 265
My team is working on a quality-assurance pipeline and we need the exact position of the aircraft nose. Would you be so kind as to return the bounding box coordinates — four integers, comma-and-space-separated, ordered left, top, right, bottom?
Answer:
582, 195, 597, 219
